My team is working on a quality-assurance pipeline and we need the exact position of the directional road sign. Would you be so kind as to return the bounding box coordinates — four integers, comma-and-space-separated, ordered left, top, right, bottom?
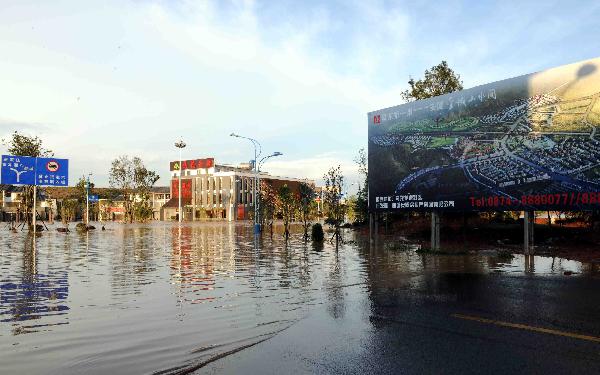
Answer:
88, 194, 99, 202
35, 157, 69, 186
1, 155, 36, 185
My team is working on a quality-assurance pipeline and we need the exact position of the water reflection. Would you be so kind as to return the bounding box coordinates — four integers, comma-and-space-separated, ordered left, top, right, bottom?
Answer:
0, 224, 596, 374
0, 239, 69, 334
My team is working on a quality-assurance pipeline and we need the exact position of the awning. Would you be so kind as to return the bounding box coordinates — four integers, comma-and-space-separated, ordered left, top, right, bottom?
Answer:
162, 197, 192, 208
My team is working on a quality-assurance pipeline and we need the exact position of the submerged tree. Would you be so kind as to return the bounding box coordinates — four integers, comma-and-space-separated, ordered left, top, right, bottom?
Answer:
60, 199, 79, 223
400, 61, 463, 102
353, 148, 369, 224
298, 182, 316, 240
2, 131, 53, 231
259, 181, 277, 236
75, 176, 96, 222
323, 165, 345, 243
277, 184, 297, 239
109, 156, 159, 223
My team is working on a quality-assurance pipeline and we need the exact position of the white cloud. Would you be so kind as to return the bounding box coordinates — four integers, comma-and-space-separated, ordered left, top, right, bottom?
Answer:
262, 152, 359, 188
0, 0, 410, 185
2, 0, 596, 188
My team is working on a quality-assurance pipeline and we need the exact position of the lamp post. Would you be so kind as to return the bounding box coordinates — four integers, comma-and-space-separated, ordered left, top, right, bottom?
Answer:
85, 173, 92, 226
175, 139, 186, 223
230, 133, 262, 233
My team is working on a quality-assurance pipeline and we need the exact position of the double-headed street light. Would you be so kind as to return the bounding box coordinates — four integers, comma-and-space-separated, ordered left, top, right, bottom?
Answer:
175, 139, 186, 223
230, 133, 261, 233
230, 133, 284, 233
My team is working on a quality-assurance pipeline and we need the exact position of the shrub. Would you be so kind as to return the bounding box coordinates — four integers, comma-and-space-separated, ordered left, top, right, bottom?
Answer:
311, 223, 324, 242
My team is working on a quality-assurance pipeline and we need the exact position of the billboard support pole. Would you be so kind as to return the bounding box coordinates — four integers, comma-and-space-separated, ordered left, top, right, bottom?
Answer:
431, 211, 441, 251
33, 184, 37, 236
524, 211, 535, 255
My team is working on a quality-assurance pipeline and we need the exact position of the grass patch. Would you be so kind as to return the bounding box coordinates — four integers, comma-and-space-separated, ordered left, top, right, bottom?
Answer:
427, 136, 456, 149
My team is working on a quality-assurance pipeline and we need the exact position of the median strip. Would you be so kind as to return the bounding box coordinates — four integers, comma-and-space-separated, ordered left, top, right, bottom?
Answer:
452, 314, 600, 343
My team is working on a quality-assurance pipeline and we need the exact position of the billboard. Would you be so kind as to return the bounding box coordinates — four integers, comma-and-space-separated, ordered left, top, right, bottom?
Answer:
368, 57, 600, 211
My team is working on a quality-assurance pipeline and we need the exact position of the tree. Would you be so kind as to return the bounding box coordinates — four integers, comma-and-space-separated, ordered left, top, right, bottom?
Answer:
109, 156, 159, 223
60, 199, 79, 223
400, 61, 463, 102
353, 148, 369, 224
277, 184, 297, 239
1, 131, 53, 231
3, 131, 53, 158
298, 182, 316, 240
259, 181, 277, 236
75, 176, 95, 202
75, 176, 96, 222
323, 165, 345, 242
346, 195, 358, 223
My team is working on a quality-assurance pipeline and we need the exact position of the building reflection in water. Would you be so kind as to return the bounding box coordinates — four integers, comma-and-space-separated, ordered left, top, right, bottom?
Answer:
0, 239, 69, 335
170, 225, 236, 306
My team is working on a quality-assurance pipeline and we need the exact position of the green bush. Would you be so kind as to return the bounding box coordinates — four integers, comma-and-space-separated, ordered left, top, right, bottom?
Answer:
311, 223, 324, 242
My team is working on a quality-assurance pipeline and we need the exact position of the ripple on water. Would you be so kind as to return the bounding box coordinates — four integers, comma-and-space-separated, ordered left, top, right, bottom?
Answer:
0, 223, 594, 374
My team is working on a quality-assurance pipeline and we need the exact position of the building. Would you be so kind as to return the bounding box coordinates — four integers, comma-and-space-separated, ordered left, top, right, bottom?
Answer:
149, 187, 171, 220
0, 184, 24, 221
0, 184, 57, 222
162, 157, 314, 221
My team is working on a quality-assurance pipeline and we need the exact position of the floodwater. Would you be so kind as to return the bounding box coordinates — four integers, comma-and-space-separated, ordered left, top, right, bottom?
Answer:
0, 222, 597, 374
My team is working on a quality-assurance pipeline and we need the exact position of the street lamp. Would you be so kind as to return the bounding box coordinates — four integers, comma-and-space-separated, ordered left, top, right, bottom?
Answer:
175, 139, 186, 223
230, 133, 262, 233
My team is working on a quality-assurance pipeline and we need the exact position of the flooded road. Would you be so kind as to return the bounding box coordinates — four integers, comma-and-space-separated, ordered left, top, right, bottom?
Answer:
1, 222, 599, 374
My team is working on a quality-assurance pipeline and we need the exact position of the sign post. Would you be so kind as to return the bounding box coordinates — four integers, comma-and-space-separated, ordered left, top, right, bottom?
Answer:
33, 185, 37, 235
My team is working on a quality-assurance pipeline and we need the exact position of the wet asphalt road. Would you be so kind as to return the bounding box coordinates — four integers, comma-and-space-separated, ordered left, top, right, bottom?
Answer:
202, 270, 600, 374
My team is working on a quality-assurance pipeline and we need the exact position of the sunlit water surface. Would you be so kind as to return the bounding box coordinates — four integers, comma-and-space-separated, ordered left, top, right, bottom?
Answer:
0, 222, 595, 374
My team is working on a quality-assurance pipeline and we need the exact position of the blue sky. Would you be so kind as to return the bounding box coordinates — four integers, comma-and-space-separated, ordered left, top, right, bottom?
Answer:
1, 0, 599, 189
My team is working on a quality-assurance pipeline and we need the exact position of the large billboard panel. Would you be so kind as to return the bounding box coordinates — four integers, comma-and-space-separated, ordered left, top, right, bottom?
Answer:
368, 57, 600, 211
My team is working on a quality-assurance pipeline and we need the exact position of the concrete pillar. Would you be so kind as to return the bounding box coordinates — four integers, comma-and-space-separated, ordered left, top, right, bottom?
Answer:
431, 211, 441, 251
524, 210, 535, 255
524, 255, 535, 273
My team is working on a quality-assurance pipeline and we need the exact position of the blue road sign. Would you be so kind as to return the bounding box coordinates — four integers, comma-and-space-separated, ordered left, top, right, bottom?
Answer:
35, 157, 69, 186
1, 155, 36, 185
88, 194, 99, 202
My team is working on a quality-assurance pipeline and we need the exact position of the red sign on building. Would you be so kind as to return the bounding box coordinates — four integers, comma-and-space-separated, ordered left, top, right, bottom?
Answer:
171, 179, 192, 198
170, 158, 214, 171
